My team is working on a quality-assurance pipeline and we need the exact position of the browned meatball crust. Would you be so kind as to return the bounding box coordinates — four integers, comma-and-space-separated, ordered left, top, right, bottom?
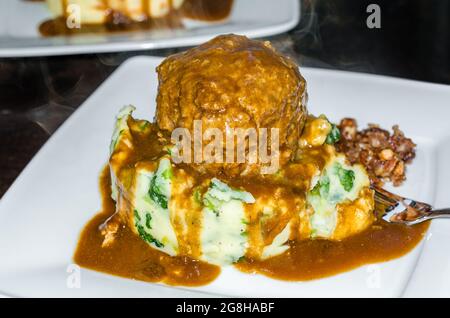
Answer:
155, 34, 308, 176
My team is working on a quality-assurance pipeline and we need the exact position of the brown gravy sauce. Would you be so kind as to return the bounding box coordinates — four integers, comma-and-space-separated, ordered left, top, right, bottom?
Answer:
75, 165, 429, 286
237, 220, 429, 281
39, 0, 234, 36
74, 167, 221, 287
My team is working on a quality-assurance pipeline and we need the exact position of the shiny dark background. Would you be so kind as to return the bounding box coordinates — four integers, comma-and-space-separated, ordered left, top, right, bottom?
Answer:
0, 0, 449, 198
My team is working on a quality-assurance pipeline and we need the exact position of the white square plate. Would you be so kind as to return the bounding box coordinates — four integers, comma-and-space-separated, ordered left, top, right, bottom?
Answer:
0, 0, 299, 57
1, 56, 450, 298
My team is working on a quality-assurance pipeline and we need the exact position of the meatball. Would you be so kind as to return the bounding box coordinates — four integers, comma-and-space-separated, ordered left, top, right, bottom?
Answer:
155, 34, 308, 176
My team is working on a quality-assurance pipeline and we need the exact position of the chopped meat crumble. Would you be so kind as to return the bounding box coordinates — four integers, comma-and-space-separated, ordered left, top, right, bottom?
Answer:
335, 118, 416, 187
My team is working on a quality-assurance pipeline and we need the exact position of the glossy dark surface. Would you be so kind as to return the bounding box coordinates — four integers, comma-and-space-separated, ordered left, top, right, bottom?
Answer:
0, 0, 449, 198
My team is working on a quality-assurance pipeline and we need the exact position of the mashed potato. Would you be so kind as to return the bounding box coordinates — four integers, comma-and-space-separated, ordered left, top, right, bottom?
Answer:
107, 106, 375, 266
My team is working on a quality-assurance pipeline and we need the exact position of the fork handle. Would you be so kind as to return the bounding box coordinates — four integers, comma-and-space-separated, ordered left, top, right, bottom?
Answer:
428, 209, 450, 219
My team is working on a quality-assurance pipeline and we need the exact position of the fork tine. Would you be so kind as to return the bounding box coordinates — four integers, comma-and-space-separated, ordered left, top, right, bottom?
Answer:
374, 194, 396, 208
373, 190, 398, 211
373, 203, 392, 218
372, 186, 399, 205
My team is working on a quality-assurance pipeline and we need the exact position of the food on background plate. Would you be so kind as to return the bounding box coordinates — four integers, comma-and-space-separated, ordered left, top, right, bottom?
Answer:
40, 0, 234, 36
74, 34, 428, 286
45, 0, 185, 24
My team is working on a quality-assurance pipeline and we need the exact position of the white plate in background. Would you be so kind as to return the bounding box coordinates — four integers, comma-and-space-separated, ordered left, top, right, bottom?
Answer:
0, 56, 449, 297
0, 0, 300, 57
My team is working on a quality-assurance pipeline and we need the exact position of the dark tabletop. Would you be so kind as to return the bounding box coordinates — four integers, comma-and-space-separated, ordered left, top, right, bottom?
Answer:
0, 0, 449, 198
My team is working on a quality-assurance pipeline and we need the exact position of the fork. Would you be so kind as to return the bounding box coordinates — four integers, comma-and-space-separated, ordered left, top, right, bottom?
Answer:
373, 186, 450, 225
